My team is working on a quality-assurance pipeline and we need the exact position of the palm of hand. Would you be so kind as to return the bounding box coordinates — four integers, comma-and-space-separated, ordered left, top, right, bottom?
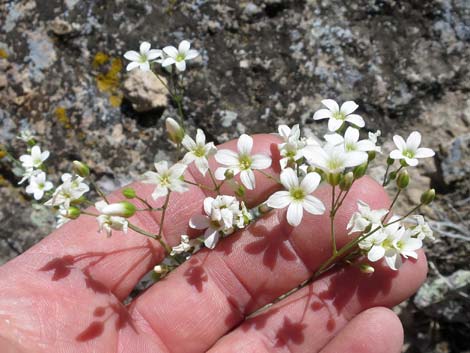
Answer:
0, 136, 426, 353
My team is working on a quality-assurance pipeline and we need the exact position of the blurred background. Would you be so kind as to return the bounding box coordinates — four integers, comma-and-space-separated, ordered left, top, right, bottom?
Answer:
0, 0, 469, 352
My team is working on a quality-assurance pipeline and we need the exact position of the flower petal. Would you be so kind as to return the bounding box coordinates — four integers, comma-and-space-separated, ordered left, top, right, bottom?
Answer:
175, 60, 186, 72
140, 41, 151, 54
190, 214, 210, 229
251, 154, 271, 170
215, 149, 239, 166
321, 99, 339, 112
194, 157, 209, 176
266, 191, 291, 209
240, 169, 255, 190
313, 108, 333, 120
178, 40, 191, 54
328, 118, 343, 132
300, 172, 321, 194
407, 131, 421, 151
393, 135, 406, 151
126, 61, 140, 71
185, 49, 199, 60
163, 46, 178, 58
367, 245, 385, 262
302, 195, 325, 215
415, 147, 435, 159
124, 50, 141, 61
204, 229, 220, 249
237, 134, 253, 155
389, 150, 403, 160
147, 49, 162, 60
195, 129, 205, 145
345, 114, 365, 128
344, 127, 359, 145
344, 151, 368, 168
161, 57, 176, 67
182, 135, 196, 151
214, 167, 228, 180
287, 202, 303, 227
340, 101, 358, 115
280, 168, 299, 190
405, 157, 418, 167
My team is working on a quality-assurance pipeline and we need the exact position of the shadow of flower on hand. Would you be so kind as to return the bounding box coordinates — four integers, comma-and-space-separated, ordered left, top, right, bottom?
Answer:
244, 222, 296, 270
184, 253, 209, 292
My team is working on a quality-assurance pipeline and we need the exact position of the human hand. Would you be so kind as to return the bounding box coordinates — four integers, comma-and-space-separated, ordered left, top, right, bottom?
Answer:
0, 135, 427, 353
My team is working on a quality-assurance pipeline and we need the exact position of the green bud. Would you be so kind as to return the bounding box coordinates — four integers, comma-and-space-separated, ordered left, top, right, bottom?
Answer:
70, 196, 87, 205
224, 169, 235, 180
235, 184, 245, 198
101, 201, 136, 218
388, 171, 397, 180
66, 206, 81, 219
396, 170, 410, 189
367, 151, 376, 162
359, 264, 375, 274
72, 161, 90, 177
400, 159, 409, 167
122, 188, 136, 199
420, 189, 436, 205
306, 166, 316, 173
327, 173, 341, 186
387, 157, 394, 165
165, 118, 185, 144
353, 162, 368, 179
340, 172, 354, 191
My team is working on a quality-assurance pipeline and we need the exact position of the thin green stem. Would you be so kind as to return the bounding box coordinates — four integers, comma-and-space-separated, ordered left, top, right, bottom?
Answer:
90, 180, 109, 203
183, 179, 214, 192
135, 195, 154, 210
382, 164, 391, 186
207, 168, 220, 193
257, 169, 281, 184
330, 185, 337, 255
128, 223, 172, 254
156, 192, 172, 253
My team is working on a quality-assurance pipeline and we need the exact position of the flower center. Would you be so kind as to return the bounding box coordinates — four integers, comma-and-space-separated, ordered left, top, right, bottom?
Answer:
327, 157, 343, 171
194, 145, 206, 157
332, 111, 346, 120
345, 143, 356, 151
290, 187, 305, 201
160, 174, 171, 186
239, 155, 252, 170
403, 149, 415, 158
176, 53, 185, 62
139, 54, 148, 63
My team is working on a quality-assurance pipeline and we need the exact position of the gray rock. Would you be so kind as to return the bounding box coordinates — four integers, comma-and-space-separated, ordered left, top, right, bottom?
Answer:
122, 69, 169, 112
441, 134, 470, 185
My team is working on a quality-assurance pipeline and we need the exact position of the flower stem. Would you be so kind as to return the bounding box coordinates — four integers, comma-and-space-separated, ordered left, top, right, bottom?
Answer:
330, 186, 337, 255
90, 179, 109, 204
128, 223, 172, 254
257, 169, 281, 184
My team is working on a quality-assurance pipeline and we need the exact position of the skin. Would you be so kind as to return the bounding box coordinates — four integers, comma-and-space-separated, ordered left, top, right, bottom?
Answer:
0, 135, 427, 353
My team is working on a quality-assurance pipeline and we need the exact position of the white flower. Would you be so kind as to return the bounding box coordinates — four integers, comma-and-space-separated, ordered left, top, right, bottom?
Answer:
142, 161, 188, 200
95, 201, 128, 237
304, 144, 367, 175
170, 235, 200, 256
17, 130, 36, 142
18, 168, 41, 185
162, 40, 199, 72
277, 124, 306, 170
235, 201, 253, 228
215, 134, 272, 190
347, 200, 388, 234
266, 168, 325, 227
124, 42, 162, 71
189, 195, 243, 249
55, 206, 70, 228
389, 131, 435, 166
325, 127, 377, 154
25, 171, 53, 200
182, 129, 217, 176
368, 130, 382, 153
313, 99, 365, 132
45, 173, 89, 208
19, 145, 49, 170
410, 215, 434, 241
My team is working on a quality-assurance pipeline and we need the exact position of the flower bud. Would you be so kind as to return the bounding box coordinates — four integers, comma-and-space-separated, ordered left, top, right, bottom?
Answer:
340, 172, 354, 191
360, 264, 375, 274
367, 150, 376, 162
353, 162, 368, 179
165, 118, 185, 144
122, 188, 136, 199
101, 201, 136, 218
235, 184, 245, 198
420, 189, 435, 205
306, 166, 316, 173
388, 171, 397, 180
327, 173, 341, 186
386, 157, 394, 165
224, 169, 235, 180
400, 159, 408, 167
396, 170, 410, 189
66, 206, 81, 219
72, 161, 90, 177
154, 265, 167, 274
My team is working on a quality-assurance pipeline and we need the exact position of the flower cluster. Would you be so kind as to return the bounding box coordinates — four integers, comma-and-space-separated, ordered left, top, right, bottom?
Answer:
18, 145, 52, 200
124, 40, 199, 72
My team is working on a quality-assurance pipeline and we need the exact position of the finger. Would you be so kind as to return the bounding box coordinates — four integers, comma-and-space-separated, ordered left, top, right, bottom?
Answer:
3, 134, 281, 301
319, 307, 403, 353
128, 177, 393, 353
208, 256, 422, 353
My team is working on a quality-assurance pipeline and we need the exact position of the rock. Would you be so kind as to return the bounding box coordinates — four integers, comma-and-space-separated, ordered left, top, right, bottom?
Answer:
440, 134, 470, 185
122, 69, 168, 112
414, 270, 470, 323
48, 18, 80, 36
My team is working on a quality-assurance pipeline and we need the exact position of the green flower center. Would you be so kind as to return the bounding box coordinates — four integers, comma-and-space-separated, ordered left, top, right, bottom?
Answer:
345, 143, 356, 151
403, 149, 415, 158
333, 111, 346, 120
239, 155, 252, 170
160, 175, 170, 186
139, 54, 148, 63
176, 53, 185, 62
327, 158, 343, 171
194, 145, 206, 157
290, 187, 305, 201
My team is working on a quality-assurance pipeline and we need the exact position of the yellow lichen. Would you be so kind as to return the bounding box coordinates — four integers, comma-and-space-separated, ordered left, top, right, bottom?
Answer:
54, 106, 72, 129
0, 49, 8, 59
94, 55, 123, 107
0, 147, 7, 159
92, 52, 109, 68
